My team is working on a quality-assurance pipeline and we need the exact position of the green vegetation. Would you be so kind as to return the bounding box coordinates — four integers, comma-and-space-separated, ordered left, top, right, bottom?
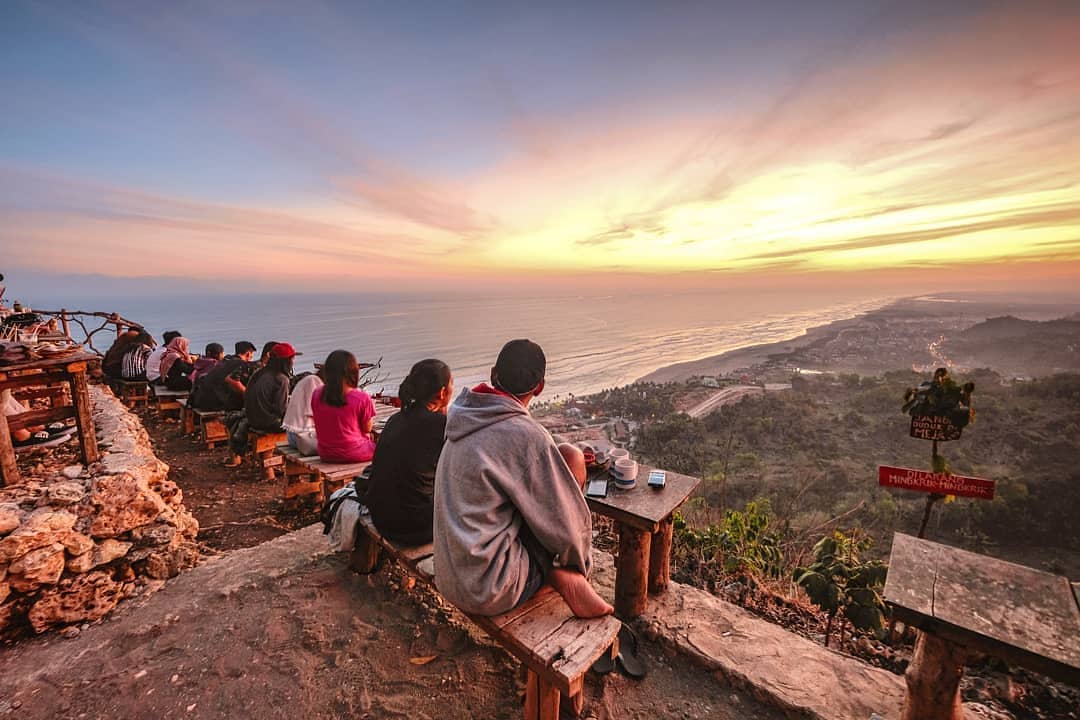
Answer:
793, 531, 888, 647
673, 500, 784, 580
630, 371, 1080, 555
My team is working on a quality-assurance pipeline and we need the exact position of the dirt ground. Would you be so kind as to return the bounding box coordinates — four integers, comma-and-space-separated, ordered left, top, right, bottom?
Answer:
0, 404, 784, 720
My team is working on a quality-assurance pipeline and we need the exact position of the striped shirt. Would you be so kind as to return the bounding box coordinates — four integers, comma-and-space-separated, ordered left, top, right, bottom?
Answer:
121, 346, 151, 380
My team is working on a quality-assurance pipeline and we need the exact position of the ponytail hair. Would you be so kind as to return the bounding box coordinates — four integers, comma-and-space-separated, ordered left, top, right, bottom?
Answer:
399, 359, 451, 413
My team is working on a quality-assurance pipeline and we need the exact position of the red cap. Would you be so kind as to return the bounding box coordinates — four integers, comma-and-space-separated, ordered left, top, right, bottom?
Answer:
270, 343, 300, 359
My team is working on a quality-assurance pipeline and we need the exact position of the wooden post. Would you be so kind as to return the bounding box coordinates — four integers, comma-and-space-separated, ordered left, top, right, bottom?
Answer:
523, 669, 560, 720
60, 309, 70, 338
349, 532, 381, 574
901, 631, 968, 720
648, 516, 674, 594
918, 440, 942, 539
615, 523, 651, 618
70, 368, 99, 465
0, 399, 19, 486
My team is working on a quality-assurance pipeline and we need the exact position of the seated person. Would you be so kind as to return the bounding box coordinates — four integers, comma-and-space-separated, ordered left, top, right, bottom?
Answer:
119, 330, 155, 381
282, 367, 323, 456
258, 340, 279, 367
102, 326, 143, 379
433, 339, 613, 618
190, 343, 224, 385
189, 341, 256, 411
145, 330, 181, 384
366, 359, 452, 546
225, 342, 296, 467
158, 336, 196, 391
311, 350, 376, 463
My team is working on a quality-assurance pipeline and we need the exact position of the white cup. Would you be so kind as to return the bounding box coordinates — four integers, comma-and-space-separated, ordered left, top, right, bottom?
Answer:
609, 448, 630, 463
613, 458, 638, 482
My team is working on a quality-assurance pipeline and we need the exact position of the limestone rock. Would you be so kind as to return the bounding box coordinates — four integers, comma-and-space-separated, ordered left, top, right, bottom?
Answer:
60, 531, 94, 557
0, 509, 77, 563
47, 481, 86, 506
131, 522, 176, 546
96, 538, 132, 565
61, 465, 84, 480
0, 503, 23, 535
66, 552, 94, 574
0, 581, 8, 604
67, 538, 132, 574
28, 571, 124, 632
88, 473, 168, 538
9, 543, 66, 593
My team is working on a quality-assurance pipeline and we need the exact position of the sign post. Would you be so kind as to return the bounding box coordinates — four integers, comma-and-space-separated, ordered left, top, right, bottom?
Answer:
896, 369, 985, 538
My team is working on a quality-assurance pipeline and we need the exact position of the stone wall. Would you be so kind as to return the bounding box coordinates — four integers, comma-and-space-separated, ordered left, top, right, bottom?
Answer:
0, 386, 199, 636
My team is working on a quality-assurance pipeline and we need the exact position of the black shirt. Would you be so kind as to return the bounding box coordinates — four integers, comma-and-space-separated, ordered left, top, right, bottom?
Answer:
244, 367, 289, 432
191, 356, 254, 411
366, 407, 446, 546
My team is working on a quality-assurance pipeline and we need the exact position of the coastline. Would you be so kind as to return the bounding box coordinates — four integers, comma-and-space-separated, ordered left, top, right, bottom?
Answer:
636, 304, 893, 384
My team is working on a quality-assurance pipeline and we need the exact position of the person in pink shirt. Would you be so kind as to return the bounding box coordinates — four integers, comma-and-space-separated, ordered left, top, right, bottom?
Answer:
311, 349, 376, 463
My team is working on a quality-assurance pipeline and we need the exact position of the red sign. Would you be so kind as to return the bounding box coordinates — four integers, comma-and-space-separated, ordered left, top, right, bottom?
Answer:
878, 465, 995, 500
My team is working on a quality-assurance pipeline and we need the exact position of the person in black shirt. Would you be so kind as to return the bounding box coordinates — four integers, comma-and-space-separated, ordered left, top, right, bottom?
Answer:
225, 343, 297, 467
190, 341, 257, 411
366, 359, 453, 546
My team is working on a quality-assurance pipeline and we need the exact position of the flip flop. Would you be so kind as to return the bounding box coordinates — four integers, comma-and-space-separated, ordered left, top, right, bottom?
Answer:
615, 623, 647, 679
13, 431, 51, 447
223, 456, 243, 468
590, 651, 615, 675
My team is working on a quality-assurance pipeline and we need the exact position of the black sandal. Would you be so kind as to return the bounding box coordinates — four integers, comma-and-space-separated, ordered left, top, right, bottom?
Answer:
615, 623, 646, 679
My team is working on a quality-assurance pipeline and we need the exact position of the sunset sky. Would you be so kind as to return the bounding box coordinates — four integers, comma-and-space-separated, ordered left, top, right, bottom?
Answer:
2, 0, 1080, 296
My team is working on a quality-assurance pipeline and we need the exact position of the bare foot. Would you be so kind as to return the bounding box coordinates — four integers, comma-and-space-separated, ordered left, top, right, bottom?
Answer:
549, 568, 614, 618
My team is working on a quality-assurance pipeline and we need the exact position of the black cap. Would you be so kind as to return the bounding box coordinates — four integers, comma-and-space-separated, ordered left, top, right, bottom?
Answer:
235, 341, 256, 355
494, 339, 546, 395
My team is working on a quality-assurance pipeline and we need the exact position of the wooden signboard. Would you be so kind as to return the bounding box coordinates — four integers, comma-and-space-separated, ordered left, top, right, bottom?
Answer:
879, 465, 995, 500
909, 414, 963, 442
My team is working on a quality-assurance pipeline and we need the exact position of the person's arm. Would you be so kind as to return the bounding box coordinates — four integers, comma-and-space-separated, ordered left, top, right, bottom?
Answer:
273, 375, 289, 420
357, 392, 375, 435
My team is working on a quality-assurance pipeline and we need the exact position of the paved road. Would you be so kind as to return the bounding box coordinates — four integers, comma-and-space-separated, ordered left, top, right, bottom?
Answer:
685, 383, 791, 418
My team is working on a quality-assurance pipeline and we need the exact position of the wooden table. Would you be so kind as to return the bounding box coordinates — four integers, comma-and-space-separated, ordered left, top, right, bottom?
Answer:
0, 350, 101, 486
884, 533, 1080, 719
585, 464, 701, 618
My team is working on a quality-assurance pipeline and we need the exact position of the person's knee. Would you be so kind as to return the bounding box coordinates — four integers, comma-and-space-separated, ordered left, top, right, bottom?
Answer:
558, 443, 586, 485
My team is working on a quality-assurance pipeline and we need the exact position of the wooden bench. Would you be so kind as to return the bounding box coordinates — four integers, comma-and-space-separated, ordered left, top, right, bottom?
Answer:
276, 443, 370, 506
350, 515, 621, 720
247, 429, 288, 480
111, 379, 149, 408
150, 386, 189, 420
187, 406, 228, 448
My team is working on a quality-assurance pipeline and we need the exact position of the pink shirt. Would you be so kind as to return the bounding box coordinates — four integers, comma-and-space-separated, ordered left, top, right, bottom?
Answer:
312, 386, 376, 463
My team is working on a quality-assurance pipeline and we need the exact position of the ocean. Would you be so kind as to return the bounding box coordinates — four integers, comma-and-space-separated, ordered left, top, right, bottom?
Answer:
34, 289, 892, 399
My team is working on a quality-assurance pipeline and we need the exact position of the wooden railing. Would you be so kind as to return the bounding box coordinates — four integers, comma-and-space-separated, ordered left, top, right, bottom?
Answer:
28, 309, 144, 356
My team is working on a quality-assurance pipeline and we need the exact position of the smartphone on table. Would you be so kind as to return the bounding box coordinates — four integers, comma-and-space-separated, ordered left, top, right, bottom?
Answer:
648, 470, 666, 489
586, 477, 609, 498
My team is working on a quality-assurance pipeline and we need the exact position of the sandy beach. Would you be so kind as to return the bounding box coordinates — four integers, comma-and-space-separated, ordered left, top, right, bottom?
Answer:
638, 314, 869, 383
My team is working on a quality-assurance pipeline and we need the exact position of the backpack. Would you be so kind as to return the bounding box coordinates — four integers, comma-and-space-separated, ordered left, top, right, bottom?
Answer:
321, 483, 367, 552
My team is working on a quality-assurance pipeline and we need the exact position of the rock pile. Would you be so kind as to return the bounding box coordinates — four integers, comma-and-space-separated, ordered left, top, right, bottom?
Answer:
0, 386, 199, 636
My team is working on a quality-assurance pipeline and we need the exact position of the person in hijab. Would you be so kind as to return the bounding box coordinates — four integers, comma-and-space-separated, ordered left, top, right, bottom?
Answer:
159, 336, 195, 391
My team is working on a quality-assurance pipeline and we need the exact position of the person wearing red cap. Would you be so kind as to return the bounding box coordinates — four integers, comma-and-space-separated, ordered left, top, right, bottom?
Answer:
224, 342, 298, 467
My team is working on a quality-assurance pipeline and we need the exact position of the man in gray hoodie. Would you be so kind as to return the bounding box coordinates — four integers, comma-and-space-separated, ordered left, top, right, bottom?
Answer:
433, 339, 613, 618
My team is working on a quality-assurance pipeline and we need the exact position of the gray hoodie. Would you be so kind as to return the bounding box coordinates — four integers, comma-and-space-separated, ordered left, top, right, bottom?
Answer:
433, 386, 593, 616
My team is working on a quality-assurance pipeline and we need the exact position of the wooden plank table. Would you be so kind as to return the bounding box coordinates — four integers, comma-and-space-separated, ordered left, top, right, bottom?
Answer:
585, 463, 701, 618
884, 533, 1080, 719
0, 350, 100, 486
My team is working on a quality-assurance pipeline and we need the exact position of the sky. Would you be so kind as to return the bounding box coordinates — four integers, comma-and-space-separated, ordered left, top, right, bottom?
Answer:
2, 0, 1080, 297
